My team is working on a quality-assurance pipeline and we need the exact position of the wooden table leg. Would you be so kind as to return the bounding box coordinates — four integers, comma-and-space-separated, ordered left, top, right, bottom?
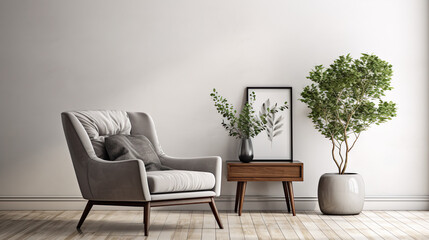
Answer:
234, 182, 242, 213
287, 181, 296, 216
238, 181, 247, 216
282, 181, 291, 213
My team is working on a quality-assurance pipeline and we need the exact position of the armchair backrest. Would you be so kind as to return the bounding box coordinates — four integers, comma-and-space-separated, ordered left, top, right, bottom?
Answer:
61, 110, 163, 199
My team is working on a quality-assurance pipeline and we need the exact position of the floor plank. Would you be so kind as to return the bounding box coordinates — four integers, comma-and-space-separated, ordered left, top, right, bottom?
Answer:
374, 211, 427, 240
262, 212, 286, 240
172, 211, 189, 240
215, 211, 229, 240
186, 211, 204, 240
343, 214, 380, 240
272, 211, 300, 240
362, 211, 410, 239
304, 212, 342, 240
157, 211, 180, 240
201, 210, 216, 240
146, 210, 168, 240
284, 212, 314, 240
228, 211, 245, 240
316, 213, 353, 240
297, 213, 328, 240
249, 212, 271, 240
238, 212, 258, 240
352, 212, 394, 240
328, 215, 368, 240
390, 211, 429, 235
1, 210, 429, 239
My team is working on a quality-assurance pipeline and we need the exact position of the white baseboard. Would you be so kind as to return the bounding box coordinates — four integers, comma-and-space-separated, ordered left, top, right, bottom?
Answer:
1, 195, 428, 211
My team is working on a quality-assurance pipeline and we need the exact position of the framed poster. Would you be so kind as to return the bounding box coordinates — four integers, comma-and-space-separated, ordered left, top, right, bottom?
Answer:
247, 87, 293, 161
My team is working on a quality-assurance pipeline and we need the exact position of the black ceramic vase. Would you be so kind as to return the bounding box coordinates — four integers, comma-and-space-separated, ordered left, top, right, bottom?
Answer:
239, 138, 253, 163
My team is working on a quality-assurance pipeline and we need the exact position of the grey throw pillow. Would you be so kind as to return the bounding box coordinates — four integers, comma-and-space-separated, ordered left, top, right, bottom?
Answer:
105, 135, 173, 171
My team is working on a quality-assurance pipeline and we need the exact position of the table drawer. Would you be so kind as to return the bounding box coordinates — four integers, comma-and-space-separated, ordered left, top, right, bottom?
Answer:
227, 163, 303, 181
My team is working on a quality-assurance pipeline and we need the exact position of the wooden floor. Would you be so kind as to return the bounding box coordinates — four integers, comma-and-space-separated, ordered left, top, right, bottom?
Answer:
1, 210, 429, 239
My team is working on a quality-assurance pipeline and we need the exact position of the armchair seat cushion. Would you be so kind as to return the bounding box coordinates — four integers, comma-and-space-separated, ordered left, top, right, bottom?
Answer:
147, 170, 215, 194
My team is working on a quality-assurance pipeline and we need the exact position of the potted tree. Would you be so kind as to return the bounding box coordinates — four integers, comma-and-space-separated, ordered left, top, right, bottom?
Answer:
210, 89, 287, 162
300, 54, 397, 215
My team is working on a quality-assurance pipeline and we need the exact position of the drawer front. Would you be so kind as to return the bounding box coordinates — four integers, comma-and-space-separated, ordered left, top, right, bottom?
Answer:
228, 164, 303, 181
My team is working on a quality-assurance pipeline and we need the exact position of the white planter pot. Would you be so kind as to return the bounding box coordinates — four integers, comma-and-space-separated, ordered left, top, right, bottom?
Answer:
318, 173, 365, 215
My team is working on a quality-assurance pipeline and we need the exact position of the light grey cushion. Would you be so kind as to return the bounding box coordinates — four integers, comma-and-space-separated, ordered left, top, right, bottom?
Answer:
105, 135, 173, 171
74, 110, 131, 159
147, 170, 215, 194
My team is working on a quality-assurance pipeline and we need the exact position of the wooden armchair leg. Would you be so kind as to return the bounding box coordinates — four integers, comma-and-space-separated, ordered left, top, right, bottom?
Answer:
143, 202, 151, 236
209, 197, 223, 229
77, 201, 93, 229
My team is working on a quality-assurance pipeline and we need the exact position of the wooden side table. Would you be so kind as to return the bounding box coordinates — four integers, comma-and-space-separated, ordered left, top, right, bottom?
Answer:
227, 161, 303, 216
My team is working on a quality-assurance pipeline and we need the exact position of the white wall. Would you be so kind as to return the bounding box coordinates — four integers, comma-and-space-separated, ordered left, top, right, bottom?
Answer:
0, 0, 428, 210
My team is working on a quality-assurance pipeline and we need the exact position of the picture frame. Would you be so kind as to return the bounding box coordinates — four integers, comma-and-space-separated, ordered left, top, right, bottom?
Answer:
246, 87, 293, 161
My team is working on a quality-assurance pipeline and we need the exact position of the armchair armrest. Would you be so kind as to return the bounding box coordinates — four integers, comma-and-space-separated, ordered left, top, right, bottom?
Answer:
159, 155, 222, 196
87, 158, 151, 201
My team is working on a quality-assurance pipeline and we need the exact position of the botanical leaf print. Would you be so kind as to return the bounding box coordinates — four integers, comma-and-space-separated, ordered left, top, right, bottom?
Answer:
259, 98, 285, 146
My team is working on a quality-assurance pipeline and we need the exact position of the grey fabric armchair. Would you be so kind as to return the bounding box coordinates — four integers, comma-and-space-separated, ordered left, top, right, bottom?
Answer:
61, 110, 223, 236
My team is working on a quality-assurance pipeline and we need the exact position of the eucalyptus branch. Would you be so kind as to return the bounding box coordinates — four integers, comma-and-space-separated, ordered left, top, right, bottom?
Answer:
211, 88, 288, 139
